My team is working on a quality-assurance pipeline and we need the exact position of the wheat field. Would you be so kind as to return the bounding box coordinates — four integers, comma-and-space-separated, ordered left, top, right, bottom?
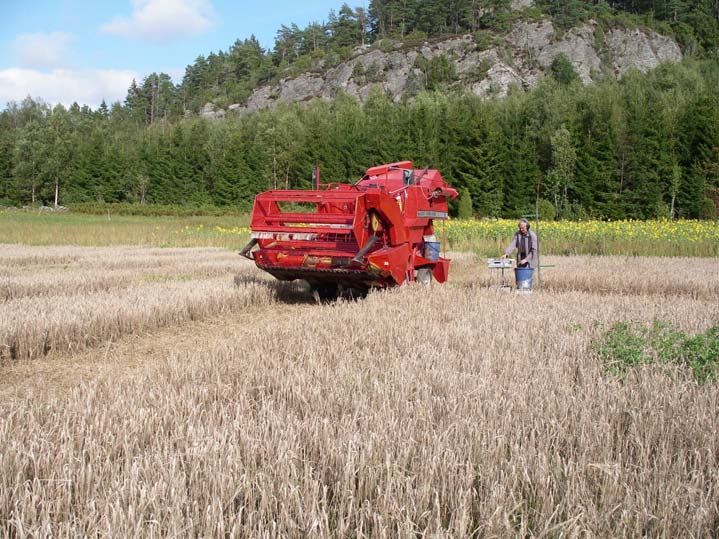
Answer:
1, 245, 718, 537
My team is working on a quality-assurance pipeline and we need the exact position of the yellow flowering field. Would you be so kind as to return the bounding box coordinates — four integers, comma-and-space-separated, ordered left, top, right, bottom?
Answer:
200, 218, 719, 257
1, 210, 716, 256
443, 218, 718, 242
440, 218, 719, 256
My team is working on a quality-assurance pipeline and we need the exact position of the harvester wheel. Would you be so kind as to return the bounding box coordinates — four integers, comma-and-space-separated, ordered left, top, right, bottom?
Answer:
416, 267, 432, 285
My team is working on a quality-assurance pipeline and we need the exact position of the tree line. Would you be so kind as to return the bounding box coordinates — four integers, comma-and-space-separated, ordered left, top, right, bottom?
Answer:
1, 58, 717, 219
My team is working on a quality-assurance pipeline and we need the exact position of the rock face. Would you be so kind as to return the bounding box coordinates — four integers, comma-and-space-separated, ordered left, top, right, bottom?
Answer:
210, 20, 682, 116
470, 63, 528, 98
200, 102, 225, 120
511, 0, 535, 9
507, 21, 602, 84
605, 28, 682, 75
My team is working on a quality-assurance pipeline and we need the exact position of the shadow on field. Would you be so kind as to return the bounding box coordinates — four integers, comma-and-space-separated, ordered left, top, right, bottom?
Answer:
271, 280, 319, 304
233, 275, 314, 304
233, 275, 370, 305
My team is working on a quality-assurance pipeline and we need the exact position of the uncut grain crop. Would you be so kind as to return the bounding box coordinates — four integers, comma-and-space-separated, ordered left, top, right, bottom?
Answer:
482, 255, 719, 301
1, 246, 718, 538
0, 246, 289, 361
0, 247, 244, 301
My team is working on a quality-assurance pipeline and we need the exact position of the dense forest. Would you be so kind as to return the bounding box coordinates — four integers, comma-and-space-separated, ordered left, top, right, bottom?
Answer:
0, 0, 718, 219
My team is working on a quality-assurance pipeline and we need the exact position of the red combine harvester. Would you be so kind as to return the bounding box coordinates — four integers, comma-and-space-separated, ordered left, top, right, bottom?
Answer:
240, 161, 458, 299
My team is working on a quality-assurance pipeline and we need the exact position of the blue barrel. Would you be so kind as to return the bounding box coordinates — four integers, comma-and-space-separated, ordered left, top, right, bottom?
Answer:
424, 241, 440, 261
514, 267, 534, 290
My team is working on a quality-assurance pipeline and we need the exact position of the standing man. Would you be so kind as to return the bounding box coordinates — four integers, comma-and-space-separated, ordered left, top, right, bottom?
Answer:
502, 218, 538, 268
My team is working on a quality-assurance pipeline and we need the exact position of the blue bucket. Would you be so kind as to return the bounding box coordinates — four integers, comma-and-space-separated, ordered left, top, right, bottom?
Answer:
424, 241, 440, 261
514, 267, 534, 290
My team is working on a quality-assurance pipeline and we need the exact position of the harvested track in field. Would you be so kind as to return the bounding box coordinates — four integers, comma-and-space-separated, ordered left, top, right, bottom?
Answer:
0, 302, 316, 405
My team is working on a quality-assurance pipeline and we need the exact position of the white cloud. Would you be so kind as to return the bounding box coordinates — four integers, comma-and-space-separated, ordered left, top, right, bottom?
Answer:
101, 0, 216, 43
14, 32, 75, 69
0, 68, 139, 109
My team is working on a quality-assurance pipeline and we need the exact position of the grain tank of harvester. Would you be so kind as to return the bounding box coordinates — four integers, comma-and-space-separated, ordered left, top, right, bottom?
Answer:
240, 161, 458, 299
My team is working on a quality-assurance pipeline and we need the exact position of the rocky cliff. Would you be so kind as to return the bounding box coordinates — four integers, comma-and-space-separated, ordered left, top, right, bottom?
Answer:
201, 17, 682, 119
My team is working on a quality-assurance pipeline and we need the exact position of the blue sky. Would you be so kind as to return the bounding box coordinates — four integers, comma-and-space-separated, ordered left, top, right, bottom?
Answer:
0, 0, 358, 109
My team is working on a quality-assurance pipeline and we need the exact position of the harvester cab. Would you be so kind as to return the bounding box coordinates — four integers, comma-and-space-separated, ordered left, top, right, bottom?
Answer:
240, 161, 458, 299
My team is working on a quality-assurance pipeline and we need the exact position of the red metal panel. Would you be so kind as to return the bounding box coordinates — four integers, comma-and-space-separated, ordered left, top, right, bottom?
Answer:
432, 258, 451, 283
364, 161, 413, 177
246, 162, 458, 290
366, 244, 411, 285
364, 190, 408, 244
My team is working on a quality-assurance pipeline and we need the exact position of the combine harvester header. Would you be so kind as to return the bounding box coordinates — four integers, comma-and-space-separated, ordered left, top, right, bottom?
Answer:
240, 161, 458, 299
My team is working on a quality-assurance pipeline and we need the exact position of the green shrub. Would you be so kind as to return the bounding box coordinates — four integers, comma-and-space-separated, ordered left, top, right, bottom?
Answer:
593, 321, 719, 384
550, 53, 580, 85
365, 62, 385, 83
593, 24, 605, 53
474, 31, 492, 52
290, 54, 312, 74
594, 322, 648, 372
427, 55, 458, 90
537, 198, 556, 221
404, 29, 428, 46
351, 62, 366, 81
702, 197, 718, 219
457, 188, 474, 219
560, 202, 587, 220
473, 59, 493, 82
379, 39, 395, 53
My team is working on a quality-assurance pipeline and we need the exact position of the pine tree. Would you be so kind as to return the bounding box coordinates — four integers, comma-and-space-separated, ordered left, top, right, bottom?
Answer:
363, 87, 403, 166
124, 79, 148, 127
39, 105, 74, 207
184, 120, 211, 204
546, 125, 576, 216
678, 93, 719, 217
215, 129, 254, 208
145, 132, 175, 204
69, 129, 105, 202
498, 94, 542, 216
13, 120, 46, 205
97, 100, 109, 119
330, 4, 364, 48
448, 96, 504, 217
0, 112, 16, 203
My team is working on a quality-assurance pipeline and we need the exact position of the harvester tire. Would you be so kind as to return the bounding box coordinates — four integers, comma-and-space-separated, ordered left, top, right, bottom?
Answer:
416, 267, 432, 285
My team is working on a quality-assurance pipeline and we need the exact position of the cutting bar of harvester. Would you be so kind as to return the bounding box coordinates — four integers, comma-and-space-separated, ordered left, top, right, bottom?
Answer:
241, 162, 458, 295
